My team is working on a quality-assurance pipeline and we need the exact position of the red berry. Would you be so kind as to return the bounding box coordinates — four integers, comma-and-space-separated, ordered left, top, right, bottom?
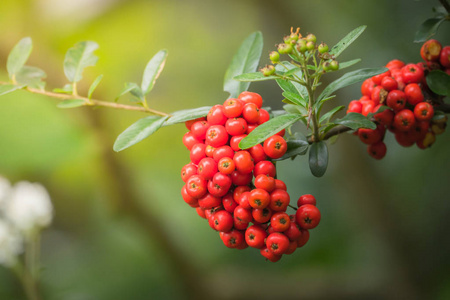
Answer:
386, 90, 406, 111
242, 103, 260, 124
347, 100, 362, 114
245, 225, 267, 249
229, 134, 247, 151
205, 125, 229, 148
260, 247, 282, 262
297, 194, 316, 206
385, 59, 405, 71
190, 143, 207, 164
394, 109, 416, 132
297, 229, 310, 247
266, 232, 290, 255
404, 83, 424, 106
225, 118, 248, 136
190, 120, 210, 140
197, 157, 218, 180
269, 189, 290, 212
263, 135, 287, 159
220, 229, 244, 248
234, 205, 253, 223
183, 132, 202, 150
414, 102, 434, 121
381, 76, 398, 92
252, 207, 272, 223
254, 174, 276, 192
207, 105, 227, 125
186, 175, 207, 199
249, 188, 270, 209
213, 210, 234, 232
440, 46, 450, 68
296, 204, 321, 230
401, 64, 424, 84
222, 193, 238, 213
223, 98, 244, 118
212, 145, 234, 162
238, 91, 263, 108
420, 39, 442, 62
181, 163, 197, 182
208, 172, 232, 197
270, 212, 291, 232
198, 193, 222, 209
367, 141, 387, 160
253, 161, 276, 177
218, 157, 235, 175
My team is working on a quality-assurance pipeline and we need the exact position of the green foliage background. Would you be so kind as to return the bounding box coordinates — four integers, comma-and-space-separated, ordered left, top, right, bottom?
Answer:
0, 0, 449, 299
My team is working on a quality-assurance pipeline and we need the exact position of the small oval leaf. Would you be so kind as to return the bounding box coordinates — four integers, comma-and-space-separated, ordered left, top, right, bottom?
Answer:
274, 139, 309, 161
426, 70, 450, 97
88, 74, 103, 99
64, 41, 99, 83
233, 72, 278, 82
319, 105, 345, 124
141, 49, 168, 95
164, 106, 211, 126
113, 115, 169, 152
7, 37, 33, 78
0, 84, 24, 96
57, 99, 86, 108
309, 141, 328, 177
239, 114, 302, 149
329, 25, 366, 58
224, 31, 263, 98
414, 17, 446, 43
334, 112, 376, 130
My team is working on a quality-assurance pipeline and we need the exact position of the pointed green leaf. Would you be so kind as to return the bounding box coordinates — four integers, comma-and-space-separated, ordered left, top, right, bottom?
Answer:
0, 84, 24, 96
284, 67, 302, 76
141, 49, 168, 94
282, 91, 307, 107
234, 72, 278, 82
239, 114, 302, 149
334, 112, 376, 130
338, 59, 361, 70
64, 41, 99, 83
414, 17, 446, 43
224, 32, 263, 98
275, 62, 308, 100
88, 74, 103, 99
53, 84, 73, 94
164, 106, 212, 126
318, 68, 387, 101
15, 66, 46, 88
7, 37, 33, 78
426, 70, 450, 97
309, 141, 328, 177
116, 82, 144, 102
329, 25, 366, 58
114, 115, 169, 152
432, 110, 446, 122
283, 104, 307, 116
319, 105, 345, 124
57, 99, 86, 108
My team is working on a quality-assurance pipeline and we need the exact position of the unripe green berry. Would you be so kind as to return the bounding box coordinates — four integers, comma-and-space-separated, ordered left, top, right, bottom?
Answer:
322, 61, 331, 72
261, 65, 275, 76
289, 32, 299, 42
296, 39, 307, 53
330, 60, 339, 71
278, 43, 293, 54
306, 34, 316, 43
306, 41, 315, 51
269, 51, 280, 63
318, 43, 329, 54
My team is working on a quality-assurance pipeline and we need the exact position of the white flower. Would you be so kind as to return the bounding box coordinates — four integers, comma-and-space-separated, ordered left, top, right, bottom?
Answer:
0, 219, 22, 267
4, 181, 53, 233
0, 176, 11, 209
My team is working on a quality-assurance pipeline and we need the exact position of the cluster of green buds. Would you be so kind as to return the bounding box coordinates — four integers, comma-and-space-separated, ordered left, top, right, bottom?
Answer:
260, 27, 339, 76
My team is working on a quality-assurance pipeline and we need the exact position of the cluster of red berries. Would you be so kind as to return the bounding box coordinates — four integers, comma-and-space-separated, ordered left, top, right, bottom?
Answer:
347, 39, 449, 159
181, 91, 321, 262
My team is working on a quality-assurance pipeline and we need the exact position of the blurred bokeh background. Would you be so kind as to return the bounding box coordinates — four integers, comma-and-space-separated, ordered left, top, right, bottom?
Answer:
0, 0, 449, 299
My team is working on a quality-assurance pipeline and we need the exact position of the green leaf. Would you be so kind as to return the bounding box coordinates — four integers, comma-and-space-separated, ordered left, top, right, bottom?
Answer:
87, 74, 103, 99
318, 67, 388, 101
224, 31, 263, 98
57, 99, 86, 108
282, 91, 307, 107
233, 72, 278, 82
339, 59, 361, 70
7, 37, 32, 78
432, 110, 446, 122
15, 66, 46, 88
53, 84, 73, 94
329, 25, 366, 58
271, 110, 287, 118
426, 70, 450, 97
414, 17, 446, 43
334, 112, 376, 130
283, 104, 307, 117
275, 62, 308, 100
321, 123, 339, 136
64, 41, 99, 83
164, 106, 212, 126
309, 141, 328, 177
239, 114, 302, 149
274, 139, 309, 161
141, 49, 168, 95
113, 115, 169, 152
284, 67, 302, 76
319, 105, 345, 124
116, 82, 144, 102
0, 84, 24, 96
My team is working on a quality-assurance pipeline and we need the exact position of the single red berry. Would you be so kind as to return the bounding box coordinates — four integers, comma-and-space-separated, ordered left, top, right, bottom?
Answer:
274, 179, 287, 191
404, 83, 424, 106
223, 98, 244, 118
212, 145, 234, 162
414, 102, 434, 121
263, 135, 287, 159
208, 172, 232, 197
381, 76, 398, 92
394, 109, 416, 132
420, 39, 442, 62
185, 117, 205, 131
230, 170, 253, 186
270, 212, 291, 232
440, 46, 450, 68
367, 141, 387, 160
205, 145, 215, 157
182, 132, 202, 151
236, 191, 251, 210
296, 204, 321, 230
233, 186, 251, 203
186, 175, 207, 199
238, 91, 263, 108
361, 78, 376, 97
198, 193, 222, 209
297, 229, 310, 247
401, 64, 424, 84
190, 120, 210, 140
297, 194, 316, 206
372, 69, 391, 85
266, 232, 290, 255
220, 229, 245, 248
254, 174, 276, 192
207, 105, 227, 125
361, 100, 375, 117
253, 161, 276, 177
248, 144, 267, 163
246, 124, 258, 134
373, 105, 394, 127
242, 103, 260, 124
229, 134, 247, 151
197, 157, 218, 180
347, 100, 362, 114
213, 210, 234, 232
234, 205, 253, 223
190, 143, 206, 164
269, 189, 290, 212
196, 207, 206, 219
358, 127, 383, 145
258, 109, 270, 124
394, 130, 416, 147
245, 225, 268, 249
222, 193, 238, 213
252, 207, 272, 223
284, 240, 298, 255
225, 118, 248, 136
385, 59, 405, 71
181, 185, 199, 207
218, 157, 235, 175
234, 218, 249, 231
233, 151, 254, 174
249, 188, 271, 209
205, 125, 229, 148
284, 222, 302, 241
181, 163, 197, 182
386, 90, 406, 111
260, 247, 282, 262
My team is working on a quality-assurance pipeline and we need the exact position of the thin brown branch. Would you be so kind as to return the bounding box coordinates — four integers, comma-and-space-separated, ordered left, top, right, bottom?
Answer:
439, 0, 450, 14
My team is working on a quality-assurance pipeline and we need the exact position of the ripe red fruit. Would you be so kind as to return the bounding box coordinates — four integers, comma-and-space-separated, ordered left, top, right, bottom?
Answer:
260, 247, 282, 262
385, 59, 405, 71
207, 105, 227, 125
297, 230, 310, 247
401, 64, 424, 84
233, 151, 254, 174
183, 132, 202, 150
258, 108, 270, 124
205, 145, 215, 157
220, 229, 244, 248
361, 78, 376, 96
213, 211, 234, 232
269, 189, 290, 212
367, 141, 387, 160
198, 193, 222, 209
196, 207, 206, 219
263, 135, 287, 159
347, 100, 362, 114
373, 106, 394, 127
186, 175, 207, 199
284, 222, 302, 241
218, 157, 235, 175
404, 83, 424, 106
372, 69, 391, 85
242, 103, 260, 124
358, 127, 383, 145
185, 117, 205, 131
234, 205, 253, 224
190, 120, 210, 140
440, 46, 450, 68
212, 145, 234, 162
274, 179, 287, 191
420, 39, 442, 62
245, 225, 268, 249
249, 188, 271, 209
223, 98, 244, 118
197, 157, 218, 180
230, 170, 253, 186
252, 207, 272, 223
270, 212, 291, 232
225, 118, 248, 136
248, 144, 267, 163
229, 134, 247, 151
296, 204, 321, 230
205, 125, 229, 148
181, 163, 197, 182
297, 194, 316, 206
238, 91, 263, 108
190, 143, 207, 164
381, 76, 398, 92
222, 193, 238, 213
253, 161, 276, 177
414, 102, 434, 121
181, 185, 199, 207
266, 232, 290, 255
254, 174, 276, 192
208, 172, 232, 197
386, 90, 406, 111
394, 130, 416, 147
394, 109, 416, 132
